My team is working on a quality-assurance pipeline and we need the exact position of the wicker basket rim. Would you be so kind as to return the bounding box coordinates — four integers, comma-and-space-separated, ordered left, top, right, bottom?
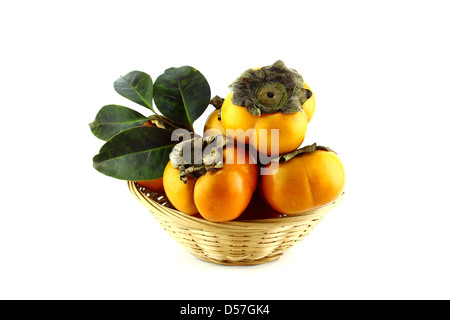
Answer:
128, 181, 344, 228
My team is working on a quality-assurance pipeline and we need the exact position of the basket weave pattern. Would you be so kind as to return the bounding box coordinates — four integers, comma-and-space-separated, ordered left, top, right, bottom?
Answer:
128, 181, 342, 266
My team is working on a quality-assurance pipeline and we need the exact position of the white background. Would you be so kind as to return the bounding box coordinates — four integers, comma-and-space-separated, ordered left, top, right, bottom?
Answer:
1, 0, 449, 300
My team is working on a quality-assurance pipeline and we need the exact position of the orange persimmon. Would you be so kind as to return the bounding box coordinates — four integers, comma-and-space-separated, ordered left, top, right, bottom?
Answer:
221, 60, 313, 156
163, 138, 258, 222
203, 109, 226, 137
260, 144, 345, 215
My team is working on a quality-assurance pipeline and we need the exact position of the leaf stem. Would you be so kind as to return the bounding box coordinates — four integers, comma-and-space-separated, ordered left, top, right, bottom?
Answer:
151, 115, 195, 134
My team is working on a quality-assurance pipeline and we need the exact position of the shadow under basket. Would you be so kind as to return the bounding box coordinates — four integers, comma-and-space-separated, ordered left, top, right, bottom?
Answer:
128, 181, 344, 266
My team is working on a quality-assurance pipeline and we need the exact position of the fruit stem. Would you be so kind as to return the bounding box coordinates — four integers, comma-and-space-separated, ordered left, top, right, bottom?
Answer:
210, 96, 224, 109
151, 115, 195, 134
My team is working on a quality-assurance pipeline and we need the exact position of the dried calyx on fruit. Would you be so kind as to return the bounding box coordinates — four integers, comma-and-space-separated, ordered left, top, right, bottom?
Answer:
229, 60, 312, 116
278, 143, 335, 162
169, 134, 230, 183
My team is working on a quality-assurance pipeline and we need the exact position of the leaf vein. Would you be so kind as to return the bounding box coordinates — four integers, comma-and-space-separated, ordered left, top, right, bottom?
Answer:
121, 75, 153, 110
176, 69, 192, 126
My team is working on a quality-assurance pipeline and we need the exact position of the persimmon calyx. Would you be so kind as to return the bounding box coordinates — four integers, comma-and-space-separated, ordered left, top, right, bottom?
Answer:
229, 60, 312, 116
169, 134, 230, 183
278, 143, 335, 163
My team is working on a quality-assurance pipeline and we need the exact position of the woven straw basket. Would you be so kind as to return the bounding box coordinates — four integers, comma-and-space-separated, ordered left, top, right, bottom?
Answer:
128, 181, 344, 266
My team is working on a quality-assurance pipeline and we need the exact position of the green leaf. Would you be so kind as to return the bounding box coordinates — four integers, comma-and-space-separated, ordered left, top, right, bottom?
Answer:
114, 71, 153, 110
153, 66, 211, 127
93, 126, 178, 180
89, 105, 148, 141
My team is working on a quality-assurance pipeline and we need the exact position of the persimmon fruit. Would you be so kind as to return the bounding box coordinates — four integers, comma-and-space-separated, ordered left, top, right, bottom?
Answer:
260, 144, 345, 214
163, 140, 258, 222
203, 109, 226, 137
